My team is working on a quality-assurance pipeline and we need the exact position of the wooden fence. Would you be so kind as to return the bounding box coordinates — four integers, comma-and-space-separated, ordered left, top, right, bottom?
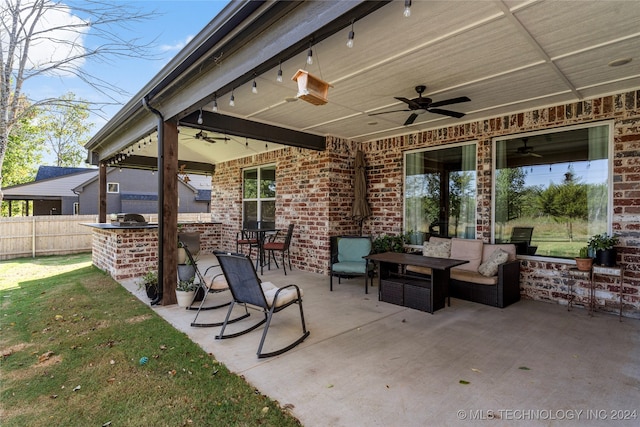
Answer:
0, 213, 208, 260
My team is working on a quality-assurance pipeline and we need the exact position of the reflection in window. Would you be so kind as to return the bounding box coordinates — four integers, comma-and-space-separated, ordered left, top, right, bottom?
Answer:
242, 164, 276, 228
494, 124, 610, 258
405, 143, 477, 240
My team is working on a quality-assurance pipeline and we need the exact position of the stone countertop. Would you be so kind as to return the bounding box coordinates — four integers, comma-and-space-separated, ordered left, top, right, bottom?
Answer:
81, 222, 159, 230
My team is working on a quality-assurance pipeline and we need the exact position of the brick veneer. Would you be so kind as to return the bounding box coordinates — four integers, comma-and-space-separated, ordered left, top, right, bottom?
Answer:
91, 222, 221, 281
211, 90, 639, 318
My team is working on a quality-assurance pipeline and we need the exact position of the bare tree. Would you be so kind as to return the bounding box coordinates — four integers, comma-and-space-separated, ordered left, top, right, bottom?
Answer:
0, 0, 158, 201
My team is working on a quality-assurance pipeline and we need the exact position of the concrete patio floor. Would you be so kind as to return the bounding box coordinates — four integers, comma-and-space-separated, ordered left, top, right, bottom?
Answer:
122, 257, 640, 427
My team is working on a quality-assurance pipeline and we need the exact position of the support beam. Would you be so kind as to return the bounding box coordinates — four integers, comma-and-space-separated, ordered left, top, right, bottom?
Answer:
161, 120, 179, 305
181, 111, 326, 151
99, 164, 107, 223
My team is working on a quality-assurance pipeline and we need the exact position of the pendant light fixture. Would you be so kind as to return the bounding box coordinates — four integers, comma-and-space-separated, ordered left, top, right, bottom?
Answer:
252, 78, 258, 94
229, 89, 235, 107
212, 95, 218, 112
404, 0, 412, 17
276, 61, 283, 83
306, 44, 313, 65
197, 108, 203, 125
346, 20, 355, 48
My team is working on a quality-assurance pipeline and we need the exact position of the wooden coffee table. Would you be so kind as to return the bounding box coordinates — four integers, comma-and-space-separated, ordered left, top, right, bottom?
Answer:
365, 252, 468, 313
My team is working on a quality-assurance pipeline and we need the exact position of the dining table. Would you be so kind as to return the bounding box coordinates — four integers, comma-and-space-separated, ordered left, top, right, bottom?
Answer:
242, 227, 278, 274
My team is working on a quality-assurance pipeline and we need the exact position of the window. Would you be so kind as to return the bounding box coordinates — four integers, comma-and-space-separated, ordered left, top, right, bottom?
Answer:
107, 182, 119, 193
405, 142, 477, 240
493, 123, 611, 258
242, 165, 276, 228
73, 202, 79, 215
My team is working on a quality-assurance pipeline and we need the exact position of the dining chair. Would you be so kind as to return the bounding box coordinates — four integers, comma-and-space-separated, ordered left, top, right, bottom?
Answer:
263, 223, 295, 275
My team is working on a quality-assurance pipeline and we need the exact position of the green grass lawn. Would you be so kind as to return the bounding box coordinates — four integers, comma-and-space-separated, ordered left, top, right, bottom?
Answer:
0, 254, 301, 427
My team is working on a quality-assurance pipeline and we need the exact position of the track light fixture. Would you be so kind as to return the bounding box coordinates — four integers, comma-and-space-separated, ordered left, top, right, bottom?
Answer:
229, 89, 235, 107
404, 0, 411, 18
197, 108, 203, 125
276, 62, 283, 83
347, 20, 355, 48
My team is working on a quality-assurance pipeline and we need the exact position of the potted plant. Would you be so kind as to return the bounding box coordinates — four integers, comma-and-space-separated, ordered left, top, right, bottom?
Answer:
372, 233, 410, 254
574, 246, 593, 271
588, 233, 619, 267
175, 277, 197, 307
137, 270, 158, 300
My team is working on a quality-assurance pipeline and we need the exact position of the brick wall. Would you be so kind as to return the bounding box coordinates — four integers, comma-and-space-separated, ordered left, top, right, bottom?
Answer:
360, 90, 639, 318
210, 90, 639, 318
91, 222, 222, 281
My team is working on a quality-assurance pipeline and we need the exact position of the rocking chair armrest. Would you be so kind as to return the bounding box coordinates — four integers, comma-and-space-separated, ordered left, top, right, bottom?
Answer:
203, 264, 221, 276
274, 283, 302, 299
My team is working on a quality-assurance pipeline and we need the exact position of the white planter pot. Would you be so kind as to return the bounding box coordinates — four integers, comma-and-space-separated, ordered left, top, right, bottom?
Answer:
175, 290, 195, 308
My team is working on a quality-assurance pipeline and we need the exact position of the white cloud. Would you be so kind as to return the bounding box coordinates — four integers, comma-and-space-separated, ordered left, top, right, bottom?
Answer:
4, 1, 89, 76
159, 35, 194, 52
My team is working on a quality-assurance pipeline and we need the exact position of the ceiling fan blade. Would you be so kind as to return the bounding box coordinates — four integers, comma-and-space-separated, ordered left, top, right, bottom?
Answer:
368, 109, 411, 116
428, 108, 465, 118
404, 113, 419, 126
429, 96, 471, 108
395, 97, 422, 110
529, 152, 543, 158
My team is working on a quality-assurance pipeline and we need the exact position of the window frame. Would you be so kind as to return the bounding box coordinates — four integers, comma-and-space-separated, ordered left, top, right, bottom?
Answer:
490, 121, 614, 259
107, 182, 120, 194
403, 140, 478, 239
241, 163, 276, 228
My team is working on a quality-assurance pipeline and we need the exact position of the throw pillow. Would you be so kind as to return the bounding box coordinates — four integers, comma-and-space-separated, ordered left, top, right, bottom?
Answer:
423, 240, 451, 258
478, 249, 509, 277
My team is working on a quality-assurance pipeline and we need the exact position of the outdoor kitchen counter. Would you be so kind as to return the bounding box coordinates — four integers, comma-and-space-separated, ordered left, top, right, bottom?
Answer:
82, 221, 222, 281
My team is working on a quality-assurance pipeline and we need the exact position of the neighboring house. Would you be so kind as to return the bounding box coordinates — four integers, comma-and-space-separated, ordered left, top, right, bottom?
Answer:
2, 166, 210, 216
73, 168, 211, 215
3, 167, 97, 215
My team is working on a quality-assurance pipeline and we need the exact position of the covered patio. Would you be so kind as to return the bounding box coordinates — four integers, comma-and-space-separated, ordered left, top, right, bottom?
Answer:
121, 263, 639, 426
84, 0, 640, 318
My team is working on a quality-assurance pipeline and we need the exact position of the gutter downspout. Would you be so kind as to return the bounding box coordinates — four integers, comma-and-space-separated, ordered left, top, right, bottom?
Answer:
142, 96, 164, 306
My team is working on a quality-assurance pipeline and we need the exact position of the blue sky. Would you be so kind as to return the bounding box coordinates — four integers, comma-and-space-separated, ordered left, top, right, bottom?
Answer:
25, 1, 229, 134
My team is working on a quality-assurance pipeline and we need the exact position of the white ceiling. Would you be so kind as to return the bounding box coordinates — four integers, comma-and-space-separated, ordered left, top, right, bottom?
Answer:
130, 0, 640, 166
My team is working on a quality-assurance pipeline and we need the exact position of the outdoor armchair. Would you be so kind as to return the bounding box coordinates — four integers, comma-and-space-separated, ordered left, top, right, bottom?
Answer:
215, 253, 310, 358
330, 235, 374, 294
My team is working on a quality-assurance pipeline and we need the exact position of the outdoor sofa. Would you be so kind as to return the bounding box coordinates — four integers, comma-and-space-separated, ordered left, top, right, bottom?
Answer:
405, 237, 521, 308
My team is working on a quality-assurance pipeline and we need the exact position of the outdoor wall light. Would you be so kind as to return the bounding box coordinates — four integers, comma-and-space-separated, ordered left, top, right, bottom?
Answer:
404, 0, 412, 17
346, 20, 355, 48
229, 90, 235, 107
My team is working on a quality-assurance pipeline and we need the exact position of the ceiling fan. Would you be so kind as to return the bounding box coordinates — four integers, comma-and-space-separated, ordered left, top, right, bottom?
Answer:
193, 130, 230, 143
516, 137, 542, 157
369, 85, 471, 125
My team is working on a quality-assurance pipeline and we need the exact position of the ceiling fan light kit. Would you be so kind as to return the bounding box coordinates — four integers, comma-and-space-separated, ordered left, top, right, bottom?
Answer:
292, 69, 333, 106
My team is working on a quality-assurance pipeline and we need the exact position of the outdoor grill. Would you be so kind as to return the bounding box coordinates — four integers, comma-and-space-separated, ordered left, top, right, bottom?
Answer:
111, 213, 148, 227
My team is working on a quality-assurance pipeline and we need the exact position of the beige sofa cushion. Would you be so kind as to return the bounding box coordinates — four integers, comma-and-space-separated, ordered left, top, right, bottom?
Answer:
406, 265, 432, 275
450, 238, 483, 272
450, 269, 498, 285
